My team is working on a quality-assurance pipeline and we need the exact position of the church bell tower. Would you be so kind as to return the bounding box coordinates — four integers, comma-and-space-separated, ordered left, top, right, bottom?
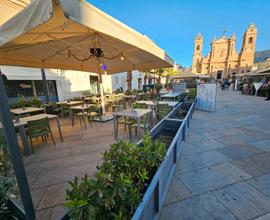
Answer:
192, 33, 203, 73
239, 24, 257, 67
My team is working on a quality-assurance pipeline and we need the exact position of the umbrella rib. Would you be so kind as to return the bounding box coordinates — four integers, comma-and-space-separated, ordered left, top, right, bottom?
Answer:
46, 33, 88, 53
42, 35, 92, 62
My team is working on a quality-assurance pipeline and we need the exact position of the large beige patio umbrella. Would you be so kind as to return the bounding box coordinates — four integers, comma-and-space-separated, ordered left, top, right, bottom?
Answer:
0, 0, 174, 110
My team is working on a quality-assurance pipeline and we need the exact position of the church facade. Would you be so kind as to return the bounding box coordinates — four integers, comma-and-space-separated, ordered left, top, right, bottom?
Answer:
191, 24, 257, 79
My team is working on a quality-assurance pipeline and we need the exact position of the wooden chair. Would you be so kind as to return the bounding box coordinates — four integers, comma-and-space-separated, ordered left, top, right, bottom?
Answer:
27, 117, 55, 151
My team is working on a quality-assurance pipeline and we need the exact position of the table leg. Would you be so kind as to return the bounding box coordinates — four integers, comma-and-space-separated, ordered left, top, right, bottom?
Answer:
71, 109, 74, 127
137, 117, 141, 140
19, 126, 31, 155
113, 115, 118, 140
83, 109, 87, 129
56, 117, 63, 142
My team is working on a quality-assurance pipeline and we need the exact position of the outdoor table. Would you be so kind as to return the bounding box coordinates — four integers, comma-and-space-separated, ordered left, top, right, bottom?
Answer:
160, 93, 181, 102
56, 101, 83, 106
11, 107, 44, 116
113, 108, 151, 140
159, 91, 169, 95
13, 113, 63, 155
136, 100, 179, 108
70, 104, 94, 129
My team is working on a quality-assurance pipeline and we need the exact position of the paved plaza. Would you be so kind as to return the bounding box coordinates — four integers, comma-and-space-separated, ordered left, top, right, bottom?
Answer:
160, 89, 270, 220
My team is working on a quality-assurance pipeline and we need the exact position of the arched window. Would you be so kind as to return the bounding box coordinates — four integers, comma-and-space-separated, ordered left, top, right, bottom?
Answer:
248, 37, 253, 44
196, 45, 200, 51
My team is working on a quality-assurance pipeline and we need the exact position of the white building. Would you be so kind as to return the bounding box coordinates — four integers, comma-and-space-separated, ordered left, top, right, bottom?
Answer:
1, 66, 155, 102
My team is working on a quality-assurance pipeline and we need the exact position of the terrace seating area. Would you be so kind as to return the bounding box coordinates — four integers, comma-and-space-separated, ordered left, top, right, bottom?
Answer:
4, 90, 192, 219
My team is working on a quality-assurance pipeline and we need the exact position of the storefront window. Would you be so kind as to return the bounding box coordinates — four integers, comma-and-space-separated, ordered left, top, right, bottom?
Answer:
35, 80, 57, 96
4, 77, 33, 98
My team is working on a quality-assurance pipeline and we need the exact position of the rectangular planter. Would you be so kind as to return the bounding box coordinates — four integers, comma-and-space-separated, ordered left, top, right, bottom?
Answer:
133, 119, 184, 220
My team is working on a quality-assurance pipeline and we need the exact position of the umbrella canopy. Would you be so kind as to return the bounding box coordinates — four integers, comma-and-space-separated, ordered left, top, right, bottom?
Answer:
0, 0, 173, 74
171, 71, 200, 80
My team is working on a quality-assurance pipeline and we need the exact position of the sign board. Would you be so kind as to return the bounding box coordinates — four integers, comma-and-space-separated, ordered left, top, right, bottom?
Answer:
253, 82, 263, 96
172, 82, 186, 94
196, 83, 217, 112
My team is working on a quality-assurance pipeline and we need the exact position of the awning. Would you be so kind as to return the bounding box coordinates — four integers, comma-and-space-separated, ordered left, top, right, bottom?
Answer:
0, 0, 174, 74
0, 66, 62, 80
171, 71, 200, 79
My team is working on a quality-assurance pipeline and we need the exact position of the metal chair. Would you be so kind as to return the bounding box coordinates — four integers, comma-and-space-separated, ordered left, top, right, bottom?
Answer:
131, 111, 152, 136
87, 105, 101, 126
156, 103, 171, 120
27, 117, 55, 151
60, 103, 70, 117
133, 103, 148, 109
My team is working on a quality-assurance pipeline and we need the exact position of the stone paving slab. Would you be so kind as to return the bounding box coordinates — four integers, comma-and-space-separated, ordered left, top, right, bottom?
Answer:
246, 173, 270, 198
215, 135, 247, 147
212, 182, 270, 220
176, 150, 230, 174
182, 139, 226, 156
232, 152, 270, 177
250, 139, 270, 152
217, 145, 255, 160
254, 212, 270, 220
164, 176, 192, 206
160, 192, 236, 220
179, 162, 251, 195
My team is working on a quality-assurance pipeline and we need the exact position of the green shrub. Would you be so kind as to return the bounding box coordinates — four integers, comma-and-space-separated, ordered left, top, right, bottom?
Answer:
188, 88, 197, 99
31, 97, 42, 107
65, 133, 166, 220
124, 89, 132, 95
9, 94, 33, 109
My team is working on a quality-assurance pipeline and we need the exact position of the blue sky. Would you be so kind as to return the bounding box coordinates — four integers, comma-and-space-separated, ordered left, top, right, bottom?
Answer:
88, 0, 270, 67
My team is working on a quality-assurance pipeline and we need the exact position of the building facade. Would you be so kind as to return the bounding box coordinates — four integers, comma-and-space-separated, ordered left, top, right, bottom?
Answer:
192, 24, 257, 79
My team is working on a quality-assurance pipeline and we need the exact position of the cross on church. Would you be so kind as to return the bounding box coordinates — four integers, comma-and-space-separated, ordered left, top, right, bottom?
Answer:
222, 30, 227, 37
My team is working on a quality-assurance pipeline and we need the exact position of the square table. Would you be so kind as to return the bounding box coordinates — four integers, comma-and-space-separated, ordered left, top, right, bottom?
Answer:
70, 105, 94, 129
113, 108, 151, 140
56, 101, 83, 106
161, 93, 181, 102
14, 113, 63, 155
11, 107, 44, 116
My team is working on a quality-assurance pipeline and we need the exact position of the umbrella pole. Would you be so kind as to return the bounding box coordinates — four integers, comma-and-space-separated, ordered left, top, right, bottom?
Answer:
41, 68, 49, 104
98, 71, 106, 114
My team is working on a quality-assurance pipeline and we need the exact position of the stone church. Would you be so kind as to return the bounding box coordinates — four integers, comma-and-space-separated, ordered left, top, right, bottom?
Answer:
191, 24, 257, 79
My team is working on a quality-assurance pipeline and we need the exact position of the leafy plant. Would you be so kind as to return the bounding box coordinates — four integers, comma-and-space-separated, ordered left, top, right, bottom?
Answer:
31, 97, 42, 108
65, 133, 166, 220
0, 177, 18, 220
188, 88, 197, 99
17, 94, 29, 108
124, 90, 132, 95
